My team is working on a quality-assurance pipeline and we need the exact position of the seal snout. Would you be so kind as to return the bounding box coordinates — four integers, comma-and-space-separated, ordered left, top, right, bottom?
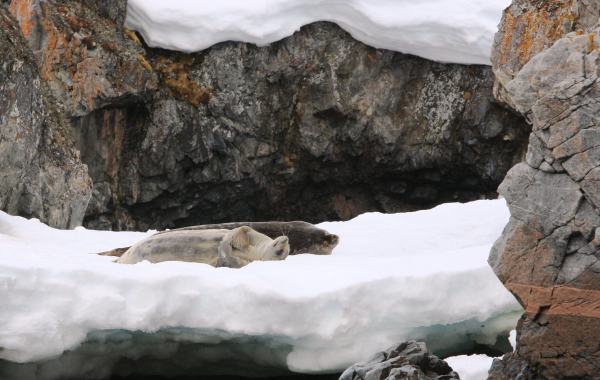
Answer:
326, 234, 339, 247
273, 236, 290, 259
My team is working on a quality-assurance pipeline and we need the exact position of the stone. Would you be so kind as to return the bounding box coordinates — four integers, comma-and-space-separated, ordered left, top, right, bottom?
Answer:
339, 341, 459, 380
8, 0, 530, 230
488, 3, 600, 378
491, 0, 600, 109
0, 5, 91, 228
498, 163, 582, 235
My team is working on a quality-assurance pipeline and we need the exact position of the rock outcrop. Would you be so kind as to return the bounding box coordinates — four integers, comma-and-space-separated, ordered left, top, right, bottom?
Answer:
488, 1, 600, 379
339, 341, 459, 380
0, 5, 91, 228
8, 0, 530, 231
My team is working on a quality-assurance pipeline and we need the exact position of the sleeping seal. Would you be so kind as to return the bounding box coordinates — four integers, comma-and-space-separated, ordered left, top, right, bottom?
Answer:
163, 221, 339, 255
117, 226, 290, 268
99, 221, 338, 258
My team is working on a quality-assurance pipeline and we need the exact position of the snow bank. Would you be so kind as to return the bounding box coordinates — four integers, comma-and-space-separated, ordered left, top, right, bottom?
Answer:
446, 354, 494, 380
125, 0, 511, 65
0, 200, 521, 378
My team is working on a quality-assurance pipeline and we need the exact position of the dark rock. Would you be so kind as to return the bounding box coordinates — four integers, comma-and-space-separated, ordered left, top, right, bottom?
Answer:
9, 0, 530, 231
0, 5, 91, 228
339, 341, 459, 380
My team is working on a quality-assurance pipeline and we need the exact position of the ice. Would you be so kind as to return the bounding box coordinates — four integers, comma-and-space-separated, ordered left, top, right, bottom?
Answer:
125, 0, 511, 65
0, 199, 521, 378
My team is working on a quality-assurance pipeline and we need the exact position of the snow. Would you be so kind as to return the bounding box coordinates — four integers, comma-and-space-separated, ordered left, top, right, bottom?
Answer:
509, 329, 517, 350
446, 354, 494, 380
0, 199, 521, 378
125, 0, 511, 65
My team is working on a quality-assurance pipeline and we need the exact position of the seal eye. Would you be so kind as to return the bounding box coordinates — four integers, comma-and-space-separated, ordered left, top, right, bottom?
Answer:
276, 249, 283, 256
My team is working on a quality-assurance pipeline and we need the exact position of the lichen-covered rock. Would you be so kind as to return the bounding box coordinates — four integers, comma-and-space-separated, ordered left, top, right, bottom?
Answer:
488, 19, 600, 380
339, 341, 459, 380
9, 0, 157, 118
0, 5, 91, 228
9, 0, 529, 231
490, 0, 600, 108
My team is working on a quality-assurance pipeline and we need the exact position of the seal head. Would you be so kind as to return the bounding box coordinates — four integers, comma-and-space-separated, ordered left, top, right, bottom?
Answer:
218, 226, 290, 268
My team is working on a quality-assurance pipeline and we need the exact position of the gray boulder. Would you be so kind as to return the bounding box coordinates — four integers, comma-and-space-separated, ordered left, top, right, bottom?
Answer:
339, 342, 459, 380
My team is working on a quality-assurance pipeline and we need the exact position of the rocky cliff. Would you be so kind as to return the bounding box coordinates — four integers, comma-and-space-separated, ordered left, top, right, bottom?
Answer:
488, 1, 600, 378
3, 0, 530, 231
0, 5, 91, 229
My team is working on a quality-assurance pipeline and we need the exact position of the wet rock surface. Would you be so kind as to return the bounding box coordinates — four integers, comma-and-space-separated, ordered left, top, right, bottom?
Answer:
339, 341, 459, 380
0, 4, 91, 228
7, 0, 529, 231
488, 2, 600, 378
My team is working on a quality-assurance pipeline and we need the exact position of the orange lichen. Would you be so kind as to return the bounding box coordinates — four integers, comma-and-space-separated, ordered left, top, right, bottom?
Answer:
137, 54, 152, 72
588, 33, 596, 52
153, 56, 212, 107
498, 10, 516, 66
497, 0, 578, 70
9, 0, 33, 39
124, 28, 142, 46
9, 0, 154, 113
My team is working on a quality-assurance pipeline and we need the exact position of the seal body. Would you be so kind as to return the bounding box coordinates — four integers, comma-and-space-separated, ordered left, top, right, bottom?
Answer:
117, 226, 290, 268
101, 221, 337, 258
171, 221, 339, 255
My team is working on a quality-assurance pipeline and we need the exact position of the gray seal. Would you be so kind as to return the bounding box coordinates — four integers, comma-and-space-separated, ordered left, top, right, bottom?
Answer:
117, 226, 290, 268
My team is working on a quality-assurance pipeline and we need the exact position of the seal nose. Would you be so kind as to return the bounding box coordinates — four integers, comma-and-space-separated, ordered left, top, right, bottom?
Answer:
327, 234, 339, 246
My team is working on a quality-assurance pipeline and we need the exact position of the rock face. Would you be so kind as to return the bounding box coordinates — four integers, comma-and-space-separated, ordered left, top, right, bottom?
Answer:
7, 0, 530, 231
490, 0, 600, 108
488, 2, 600, 379
0, 5, 91, 228
339, 341, 459, 380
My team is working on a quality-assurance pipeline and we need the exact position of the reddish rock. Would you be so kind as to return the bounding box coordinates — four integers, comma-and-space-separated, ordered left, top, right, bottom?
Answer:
488, 2, 600, 378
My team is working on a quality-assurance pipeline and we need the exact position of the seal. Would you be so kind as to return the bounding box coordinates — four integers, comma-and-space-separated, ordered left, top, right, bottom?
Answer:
99, 221, 339, 258
116, 226, 290, 268
167, 221, 339, 255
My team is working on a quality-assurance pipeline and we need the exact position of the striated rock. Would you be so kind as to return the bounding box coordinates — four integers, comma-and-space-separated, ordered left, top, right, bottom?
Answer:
488, 13, 600, 380
339, 341, 459, 380
0, 5, 91, 228
9, 0, 529, 231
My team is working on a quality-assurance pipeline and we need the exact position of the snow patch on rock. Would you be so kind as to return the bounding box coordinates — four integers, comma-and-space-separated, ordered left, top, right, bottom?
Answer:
446, 354, 494, 380
125, 0, 511, 65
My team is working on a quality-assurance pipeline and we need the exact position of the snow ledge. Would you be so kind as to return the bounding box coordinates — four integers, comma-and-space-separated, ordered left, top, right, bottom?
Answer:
125, 0, 511, 66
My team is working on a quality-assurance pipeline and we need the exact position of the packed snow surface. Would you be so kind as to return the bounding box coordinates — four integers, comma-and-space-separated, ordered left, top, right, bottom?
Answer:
0, 200, 521, 376
125, 0, 511, 65
446, 354, 494, 380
